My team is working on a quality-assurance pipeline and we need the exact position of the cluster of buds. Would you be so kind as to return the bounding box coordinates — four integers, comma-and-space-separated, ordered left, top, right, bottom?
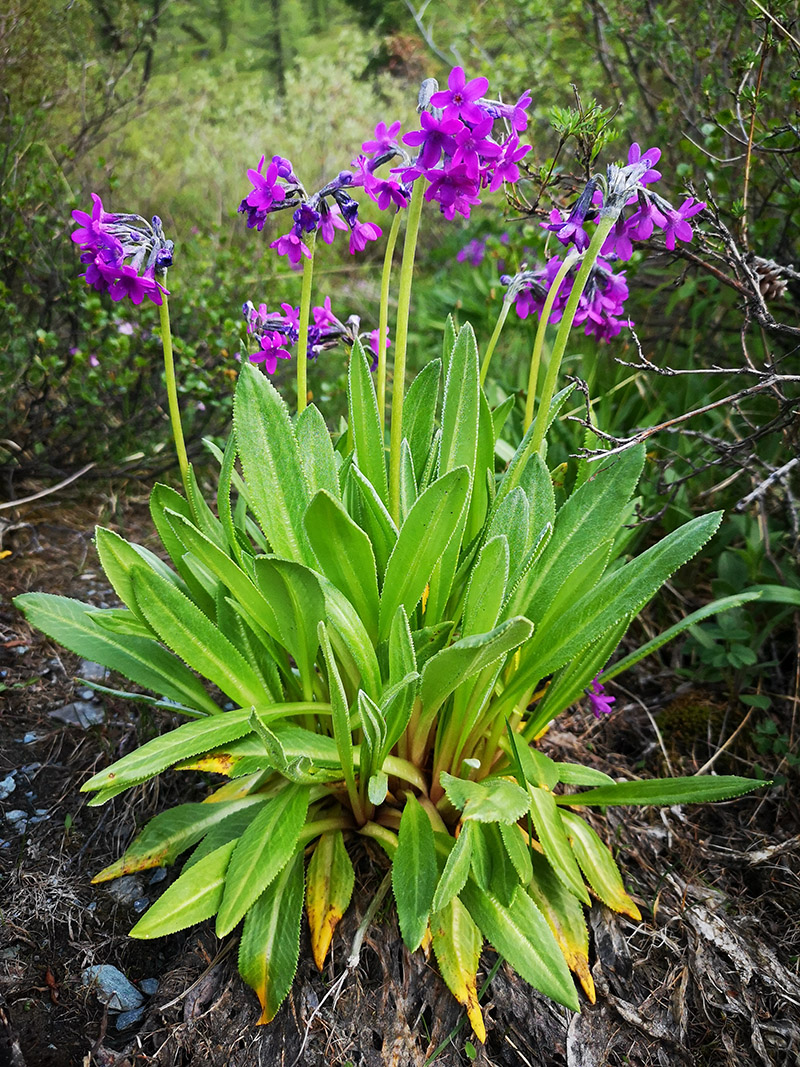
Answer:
71, 194, 173, 306
243, 298, 389, 374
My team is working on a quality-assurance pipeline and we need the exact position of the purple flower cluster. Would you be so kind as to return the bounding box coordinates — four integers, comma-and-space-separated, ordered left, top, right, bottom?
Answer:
502, 142, 705, 342
585, 673, 615, 718
239, 155, 387, 264
504, 255, 632, 343
71, 194, 173, 306
243, 299, 389, 373
544, 143, 705, 260
394, 68, 532, 220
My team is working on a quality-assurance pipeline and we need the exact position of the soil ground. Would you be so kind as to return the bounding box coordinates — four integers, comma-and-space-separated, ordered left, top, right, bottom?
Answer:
1, 485, 799, 1067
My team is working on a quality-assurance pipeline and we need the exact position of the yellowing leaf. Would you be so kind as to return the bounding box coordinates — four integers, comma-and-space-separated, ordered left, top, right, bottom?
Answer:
528, 853, 595, 1003
431, 898, 485, 1044
560, 809, 641, 921
306, 832, 355, 971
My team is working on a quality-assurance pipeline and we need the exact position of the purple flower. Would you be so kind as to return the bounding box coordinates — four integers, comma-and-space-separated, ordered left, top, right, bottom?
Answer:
108, 264, 166, 306
661, 198, 705, 250
457, 237, 487, 267
313, 296, 338, 329
366, 177, 409, 212
349, 221, 382, 254
585, 673, 615, 718
627, 142, 661, 186
71, 193, 112, 247
487, 135, 530, 191
270, 231, 312, 265
402, 111, 463, 169
318, 202, 349, 245
292, 203, 321, 234
246, 158, 287, 213
424, 165, 482, 220
249, 331, 293, 374
362, 121, 403, 157
430, 67, 490, 125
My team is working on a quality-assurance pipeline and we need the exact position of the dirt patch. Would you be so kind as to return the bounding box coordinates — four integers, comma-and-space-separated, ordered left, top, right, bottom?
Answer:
1, 488, 798, 1066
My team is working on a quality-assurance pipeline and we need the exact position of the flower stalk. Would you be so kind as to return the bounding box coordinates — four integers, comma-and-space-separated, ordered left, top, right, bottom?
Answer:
158, 294, 191, 499
377, 210, 402, 432
296, 229, 317, 413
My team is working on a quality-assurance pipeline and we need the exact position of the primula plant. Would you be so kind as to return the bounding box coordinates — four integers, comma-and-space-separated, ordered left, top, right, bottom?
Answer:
16, 70, 765, 1042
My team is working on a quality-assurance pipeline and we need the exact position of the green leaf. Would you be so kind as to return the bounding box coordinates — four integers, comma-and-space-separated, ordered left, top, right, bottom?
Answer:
601, 592, 762, 682
130, 564, 270, 708
528, 786, 590, 904
349, 336, 389, 505
524, 444, 645, 623
14, 592, 220, 716
253, 558, 325, 698
80, 704, 312, 795
460, 880, 579, 1010
88, 607, 156, 640
393, 795, 437, 951
165, 510, 282, 644
216, 432, 247, 569
295, 403, 340, 500
305, 491, 379, 642
234, 362, 314, 565
439, 324, 480, 491
216, 784, 310, 936
554, 774, 764, 807
378, 467, 470, 640
239, 850, 304, 1024
559, 810, 641, 920
402, 359, 441, 481
321, 579, 382, 701
318, 622, 358, 810
347, 464, 398, 582
431, 824, 474, 913
130, 840, 236, 939
505, 511, 725, 708
442, 314, 457, 375
482, 821, 519, 906
555, 764, 615, 787
93, 797, 266, 882
94, 526, 181, 624
149, 483, 217, 616
462, 535, 509, 638
487, 488, 529, 579
399, 438, 418, 522
440, 773, 530, 824
357, 689, 386, 785
306, 831, 355, 970
499, 822, 533, 885
420, 617, 534, 723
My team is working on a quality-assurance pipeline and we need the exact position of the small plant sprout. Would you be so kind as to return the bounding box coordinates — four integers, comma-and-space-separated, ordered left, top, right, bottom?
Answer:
17, 69, 765, 1044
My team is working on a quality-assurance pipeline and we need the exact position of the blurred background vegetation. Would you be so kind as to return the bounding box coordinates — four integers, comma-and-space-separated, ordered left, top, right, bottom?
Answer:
1, 0, 799, 774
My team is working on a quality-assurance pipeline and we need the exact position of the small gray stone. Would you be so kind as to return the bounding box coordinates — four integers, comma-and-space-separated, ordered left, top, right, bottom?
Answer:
5, 809, 28, 833
49, 701, 105, 728
77, 688, 97, 701
105, 875, 145, 906
82, 965, 145, 1012
115, 1006, 146, 1030
78, 660, 107, 683
149, 868, 167, 885
22, 733, 37, 744
138, 978, 159, 996
132, 897, 149, 914
0, 775, 16, 801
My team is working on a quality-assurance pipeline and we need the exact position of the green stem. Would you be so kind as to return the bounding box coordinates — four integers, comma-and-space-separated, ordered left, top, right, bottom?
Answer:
523, 252, 580, 432
296, 231, 317, 414
377, 210, 402, 434
479, 296, 512, 386
389, 179, 425, 523
158, 292, 190, 498
359, 821, 398, 856
528, 216, 615, 455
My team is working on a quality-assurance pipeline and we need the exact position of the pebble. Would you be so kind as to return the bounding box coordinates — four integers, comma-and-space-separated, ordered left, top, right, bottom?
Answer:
48, 701, 105, 728
115, 1006, 146, 1030
5, 810, 28, 834
81, 965, 144, 1012
105, 875, 145, 906
21, 733, 38, 744
138, 978, 159, 996
149, 868, 168, 885
0, 775, 16, 801
77, 688, 97, 701
78, 660, 107, 683
132, 898, 150, 914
